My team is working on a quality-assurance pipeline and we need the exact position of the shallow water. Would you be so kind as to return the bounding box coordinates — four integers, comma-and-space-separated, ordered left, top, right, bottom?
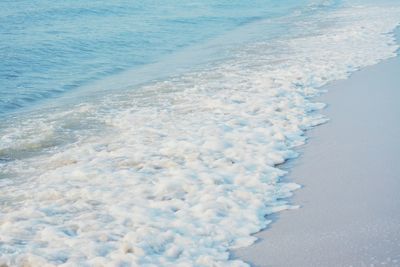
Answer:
0, 0, 311, 114
1, 1, 400, 266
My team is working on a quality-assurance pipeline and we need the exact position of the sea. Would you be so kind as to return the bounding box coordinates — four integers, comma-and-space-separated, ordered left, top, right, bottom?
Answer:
1, 0, 400, 266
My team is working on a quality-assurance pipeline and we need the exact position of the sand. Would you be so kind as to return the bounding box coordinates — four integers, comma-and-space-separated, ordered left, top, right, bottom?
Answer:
233, 32, 400, 267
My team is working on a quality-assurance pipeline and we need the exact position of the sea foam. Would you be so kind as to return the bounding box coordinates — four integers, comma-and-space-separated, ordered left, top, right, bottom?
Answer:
1, 5, 400, 267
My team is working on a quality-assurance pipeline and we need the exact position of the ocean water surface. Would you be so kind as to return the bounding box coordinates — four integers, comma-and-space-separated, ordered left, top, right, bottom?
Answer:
1, 0, 311, 114
1, 0, 400, 266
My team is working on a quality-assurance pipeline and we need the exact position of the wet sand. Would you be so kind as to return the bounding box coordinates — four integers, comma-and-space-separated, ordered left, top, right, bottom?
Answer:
234, 32, 400, 267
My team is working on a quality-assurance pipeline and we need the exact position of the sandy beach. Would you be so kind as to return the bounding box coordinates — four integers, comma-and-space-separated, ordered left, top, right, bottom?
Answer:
233, 31, 400, 266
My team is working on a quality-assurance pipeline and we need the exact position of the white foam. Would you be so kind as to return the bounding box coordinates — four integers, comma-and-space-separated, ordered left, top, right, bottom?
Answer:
1, 5, 400, 267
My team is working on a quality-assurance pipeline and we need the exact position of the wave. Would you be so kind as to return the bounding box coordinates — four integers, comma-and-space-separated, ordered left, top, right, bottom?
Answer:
0, 0, 310, 115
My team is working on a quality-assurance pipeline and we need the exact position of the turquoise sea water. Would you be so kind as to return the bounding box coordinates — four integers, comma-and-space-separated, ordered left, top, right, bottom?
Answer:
0, 0, 315, 114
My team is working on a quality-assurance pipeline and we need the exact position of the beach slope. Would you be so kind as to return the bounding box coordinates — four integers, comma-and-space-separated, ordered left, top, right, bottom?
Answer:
234, 35, 400, 266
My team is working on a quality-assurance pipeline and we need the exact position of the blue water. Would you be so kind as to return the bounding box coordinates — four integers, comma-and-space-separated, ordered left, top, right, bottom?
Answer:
0, 0, 313, 114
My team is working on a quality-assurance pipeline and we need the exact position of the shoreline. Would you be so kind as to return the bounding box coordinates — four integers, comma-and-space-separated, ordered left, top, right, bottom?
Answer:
233, 30, 400, 266
1, 5, 400, 266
